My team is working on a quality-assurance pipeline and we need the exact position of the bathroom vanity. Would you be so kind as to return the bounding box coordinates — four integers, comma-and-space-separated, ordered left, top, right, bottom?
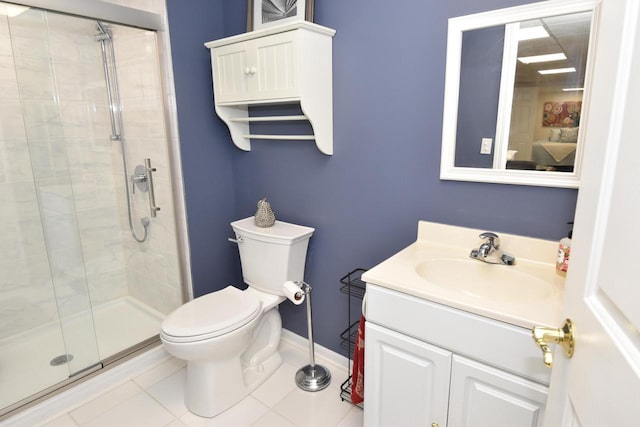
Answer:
362, 221, 565, 427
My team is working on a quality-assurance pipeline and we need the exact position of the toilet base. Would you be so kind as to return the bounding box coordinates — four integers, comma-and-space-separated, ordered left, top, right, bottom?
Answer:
180, 308, 284, 418
185, 350, 282, 418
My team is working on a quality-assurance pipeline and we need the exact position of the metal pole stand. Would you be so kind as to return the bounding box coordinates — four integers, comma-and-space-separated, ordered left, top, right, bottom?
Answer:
294, 281, 331, 392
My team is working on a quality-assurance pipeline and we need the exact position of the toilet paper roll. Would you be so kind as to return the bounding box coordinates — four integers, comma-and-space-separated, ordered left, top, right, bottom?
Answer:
282, 281, 305, 305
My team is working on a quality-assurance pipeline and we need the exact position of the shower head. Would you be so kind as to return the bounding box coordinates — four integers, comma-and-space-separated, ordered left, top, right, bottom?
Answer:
94, 21, 112, 42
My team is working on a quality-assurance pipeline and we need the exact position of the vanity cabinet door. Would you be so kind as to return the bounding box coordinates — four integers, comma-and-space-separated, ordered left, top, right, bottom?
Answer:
447, 355, 548, 427
364, 322, 452, 427
211, 31, 299, 104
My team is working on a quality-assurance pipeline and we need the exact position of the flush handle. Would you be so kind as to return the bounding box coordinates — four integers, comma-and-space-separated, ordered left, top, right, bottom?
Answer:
532, 318, 575, 368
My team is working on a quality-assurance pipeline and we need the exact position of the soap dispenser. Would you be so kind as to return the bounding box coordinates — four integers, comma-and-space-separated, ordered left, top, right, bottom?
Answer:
557, 222, 573, 273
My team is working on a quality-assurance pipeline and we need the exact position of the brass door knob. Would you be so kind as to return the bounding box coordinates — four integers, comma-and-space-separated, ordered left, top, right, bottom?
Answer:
532, 318, 575, 367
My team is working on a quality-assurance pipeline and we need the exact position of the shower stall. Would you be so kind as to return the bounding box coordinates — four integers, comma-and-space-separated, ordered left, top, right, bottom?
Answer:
0, 1, 187, 416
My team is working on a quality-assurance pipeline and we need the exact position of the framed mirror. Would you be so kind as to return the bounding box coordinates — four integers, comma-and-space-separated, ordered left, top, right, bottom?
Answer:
440, 0, 599, 188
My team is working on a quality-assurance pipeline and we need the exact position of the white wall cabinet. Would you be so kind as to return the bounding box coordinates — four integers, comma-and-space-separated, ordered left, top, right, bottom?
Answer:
211, 31, 299, 103
364, 285, 549, 427
205, 22, 335, 155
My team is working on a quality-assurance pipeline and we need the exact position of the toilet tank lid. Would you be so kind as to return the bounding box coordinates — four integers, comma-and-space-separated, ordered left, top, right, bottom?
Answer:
231, 217, 314, 244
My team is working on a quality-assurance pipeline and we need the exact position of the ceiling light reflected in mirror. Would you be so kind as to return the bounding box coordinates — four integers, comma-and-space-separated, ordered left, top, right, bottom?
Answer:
538, 67, 577, 74
517, 26, 549, 41
518, 53, 567, 64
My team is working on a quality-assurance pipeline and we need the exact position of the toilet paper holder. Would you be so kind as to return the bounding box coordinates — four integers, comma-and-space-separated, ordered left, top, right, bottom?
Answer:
293, 281, 309, 302
293, 280, 331, 392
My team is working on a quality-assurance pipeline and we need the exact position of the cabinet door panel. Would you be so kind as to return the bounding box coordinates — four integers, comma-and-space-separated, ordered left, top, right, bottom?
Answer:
364, 322, 451, 427
448, 355, 548, 427
254, 31, 299, 100
212, 42, 251, 103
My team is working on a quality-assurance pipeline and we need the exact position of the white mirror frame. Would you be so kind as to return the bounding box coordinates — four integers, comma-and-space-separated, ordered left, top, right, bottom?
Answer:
440, 0, 600, 188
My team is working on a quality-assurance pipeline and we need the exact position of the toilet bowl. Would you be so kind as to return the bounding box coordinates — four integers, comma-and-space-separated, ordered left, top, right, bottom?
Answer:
160, 217, 314, 417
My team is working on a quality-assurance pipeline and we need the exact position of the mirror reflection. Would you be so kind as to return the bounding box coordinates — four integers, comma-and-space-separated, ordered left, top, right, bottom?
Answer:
506, 12, 592, 173
455, 26, 506, 169
446, 6, 595, 187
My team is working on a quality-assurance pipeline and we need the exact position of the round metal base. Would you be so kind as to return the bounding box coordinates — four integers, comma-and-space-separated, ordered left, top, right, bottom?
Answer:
295, 364, 331, 392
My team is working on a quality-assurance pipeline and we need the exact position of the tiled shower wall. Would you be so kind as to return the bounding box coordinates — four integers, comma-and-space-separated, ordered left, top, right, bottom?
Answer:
0, 1, 181, 340
104, 0, 182, 316
111, 21, 183, 315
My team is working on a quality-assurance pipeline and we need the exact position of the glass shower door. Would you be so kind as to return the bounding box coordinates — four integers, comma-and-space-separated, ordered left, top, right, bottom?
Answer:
0, 3, 101, 409
1, 1, 184, 414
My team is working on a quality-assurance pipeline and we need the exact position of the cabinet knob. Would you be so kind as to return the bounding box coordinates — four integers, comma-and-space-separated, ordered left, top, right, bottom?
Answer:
431, 423, 440, 427
250, 66, 257, 75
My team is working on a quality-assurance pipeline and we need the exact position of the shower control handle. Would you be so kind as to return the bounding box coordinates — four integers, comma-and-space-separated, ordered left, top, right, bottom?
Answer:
131, 165, 149, 195
130, 172, 147, 194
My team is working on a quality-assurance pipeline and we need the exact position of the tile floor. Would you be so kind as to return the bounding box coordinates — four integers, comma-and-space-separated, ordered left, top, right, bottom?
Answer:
36, 340, 363, 427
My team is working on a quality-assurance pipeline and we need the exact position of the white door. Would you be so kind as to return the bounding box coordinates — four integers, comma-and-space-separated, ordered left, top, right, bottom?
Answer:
543, 1, 640, 425
508, 86, 538, 161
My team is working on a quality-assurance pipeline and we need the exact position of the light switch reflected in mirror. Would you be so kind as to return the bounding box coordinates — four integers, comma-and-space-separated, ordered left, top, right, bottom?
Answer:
441, 0, 598, 188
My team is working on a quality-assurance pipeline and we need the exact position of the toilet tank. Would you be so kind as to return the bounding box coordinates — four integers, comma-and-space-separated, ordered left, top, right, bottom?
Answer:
231, 217, 314, 295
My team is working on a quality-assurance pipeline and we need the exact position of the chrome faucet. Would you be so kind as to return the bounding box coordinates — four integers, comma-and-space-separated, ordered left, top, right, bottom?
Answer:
470, 232, 516, 265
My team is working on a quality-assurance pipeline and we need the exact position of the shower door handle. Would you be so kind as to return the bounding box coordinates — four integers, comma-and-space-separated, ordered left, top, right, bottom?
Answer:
144, 158, 160, 217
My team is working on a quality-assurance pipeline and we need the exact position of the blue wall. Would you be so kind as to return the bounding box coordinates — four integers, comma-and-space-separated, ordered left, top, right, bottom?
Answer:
167, 0, 578, 354
166, 0, 241, 297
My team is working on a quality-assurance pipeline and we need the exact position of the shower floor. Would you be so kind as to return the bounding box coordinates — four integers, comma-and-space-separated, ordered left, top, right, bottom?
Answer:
0, 297, 165, 411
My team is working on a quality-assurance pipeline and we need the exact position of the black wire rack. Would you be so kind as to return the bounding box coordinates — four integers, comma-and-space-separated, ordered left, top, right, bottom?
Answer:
338, 268, 367, 408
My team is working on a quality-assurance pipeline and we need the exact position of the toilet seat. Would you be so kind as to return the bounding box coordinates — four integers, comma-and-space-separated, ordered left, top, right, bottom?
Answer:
161, 286, 261, 343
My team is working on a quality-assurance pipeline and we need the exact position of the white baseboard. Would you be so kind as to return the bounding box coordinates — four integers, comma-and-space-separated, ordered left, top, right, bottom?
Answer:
280, 328, 350, 371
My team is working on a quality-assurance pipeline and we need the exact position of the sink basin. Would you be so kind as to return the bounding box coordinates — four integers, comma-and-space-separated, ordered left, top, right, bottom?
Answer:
415, 258, 553, 302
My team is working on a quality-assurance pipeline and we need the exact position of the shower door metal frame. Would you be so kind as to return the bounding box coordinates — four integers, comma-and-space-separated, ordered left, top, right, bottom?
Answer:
0, 0, 194, 420
5, 0, 194, 303
4, 0, 163, 30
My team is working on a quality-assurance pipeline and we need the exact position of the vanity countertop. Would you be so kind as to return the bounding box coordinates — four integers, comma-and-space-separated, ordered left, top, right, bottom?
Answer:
362, 221, 565, 329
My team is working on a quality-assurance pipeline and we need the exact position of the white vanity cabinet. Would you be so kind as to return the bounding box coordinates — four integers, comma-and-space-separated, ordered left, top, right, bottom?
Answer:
205, 22, 335, 155
364, 284, 550, 427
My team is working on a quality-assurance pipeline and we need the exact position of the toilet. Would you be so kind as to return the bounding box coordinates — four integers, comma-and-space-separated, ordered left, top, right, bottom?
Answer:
160, 217, 314, 418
